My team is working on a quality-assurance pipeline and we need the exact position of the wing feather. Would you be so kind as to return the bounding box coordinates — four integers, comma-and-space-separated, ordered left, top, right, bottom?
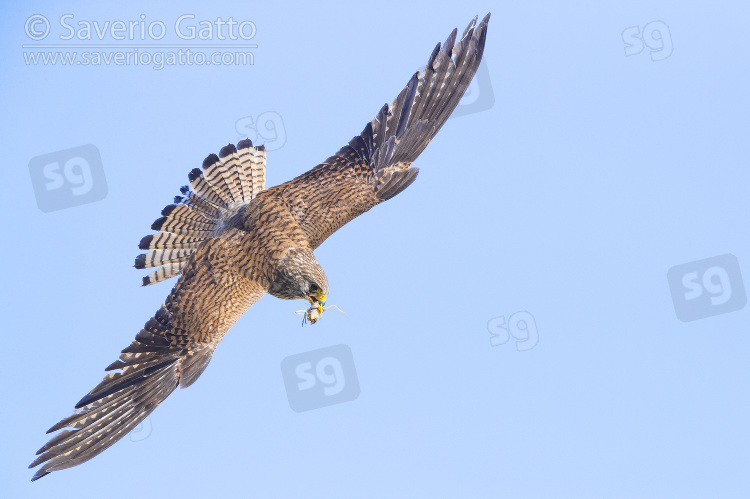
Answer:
30, 14, 490, 481
270, 13, 490, 248
30, 237, 266, 481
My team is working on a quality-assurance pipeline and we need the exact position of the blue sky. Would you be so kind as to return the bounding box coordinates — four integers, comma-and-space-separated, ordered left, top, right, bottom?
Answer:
2, 1, 749, 497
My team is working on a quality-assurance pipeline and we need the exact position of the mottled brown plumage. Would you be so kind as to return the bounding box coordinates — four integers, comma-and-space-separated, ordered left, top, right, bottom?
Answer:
30, 13, 490, 481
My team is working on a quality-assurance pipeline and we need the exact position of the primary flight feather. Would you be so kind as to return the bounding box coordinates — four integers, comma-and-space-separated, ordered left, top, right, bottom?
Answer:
30, 13, 490, 481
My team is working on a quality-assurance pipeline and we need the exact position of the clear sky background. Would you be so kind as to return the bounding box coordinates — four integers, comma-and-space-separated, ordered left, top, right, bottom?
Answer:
2, 1, 749, 498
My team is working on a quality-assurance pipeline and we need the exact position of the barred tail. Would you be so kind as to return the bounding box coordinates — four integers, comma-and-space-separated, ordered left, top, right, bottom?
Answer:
135, 139, 267, 285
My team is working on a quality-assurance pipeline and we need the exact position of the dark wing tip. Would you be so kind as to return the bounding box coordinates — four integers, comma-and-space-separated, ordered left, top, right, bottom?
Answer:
475, 13, 490, 41
74, 358, 177, 409
219, 143, 237, 158
202, 153, 220, 169
74, 393, 93, 410
134, 253, 146, 269
188, 168, 203, 182
138, 235, 153, 250
447, 27, 458, 46
394, 72, 420, 138
151, 216, 167, 231
462, 16, 478, 39
237, 138, 253, 150
426, 42, 441, 68
105, 360, 126, 371
30, 470, 50, 481
161, 204, 178, 217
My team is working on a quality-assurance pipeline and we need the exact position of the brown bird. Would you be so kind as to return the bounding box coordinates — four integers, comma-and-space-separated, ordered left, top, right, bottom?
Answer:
30, 13, 490, 481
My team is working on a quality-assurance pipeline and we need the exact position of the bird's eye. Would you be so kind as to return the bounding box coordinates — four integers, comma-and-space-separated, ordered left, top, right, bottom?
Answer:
310, 283, 319, 292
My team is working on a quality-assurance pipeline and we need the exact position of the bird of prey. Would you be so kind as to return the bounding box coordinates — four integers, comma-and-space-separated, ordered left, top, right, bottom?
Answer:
30, 13, 490, 481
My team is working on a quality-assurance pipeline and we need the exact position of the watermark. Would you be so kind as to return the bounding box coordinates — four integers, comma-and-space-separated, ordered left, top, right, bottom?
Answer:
24, 14, 257, 42
487, 311, 539, 351
667, 254, 746, 322
28, 144, 107, 212
235, 111, 287, 151
280, 344, 360, 412
416, 58, 494, 119
23, 14, 257, 70
23, 49, 253, 70
622, 21, 673, 61
130, 416, 152, 442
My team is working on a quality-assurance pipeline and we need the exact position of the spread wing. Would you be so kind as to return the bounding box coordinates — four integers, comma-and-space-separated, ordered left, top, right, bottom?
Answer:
29, 236, 266, 481
272, 13, 490, 248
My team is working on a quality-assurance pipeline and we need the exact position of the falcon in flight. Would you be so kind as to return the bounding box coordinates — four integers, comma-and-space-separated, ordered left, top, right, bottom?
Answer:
30, 13, 490, 480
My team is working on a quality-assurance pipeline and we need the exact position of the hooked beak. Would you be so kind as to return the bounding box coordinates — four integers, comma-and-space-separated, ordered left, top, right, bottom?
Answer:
308, 292, 327, 312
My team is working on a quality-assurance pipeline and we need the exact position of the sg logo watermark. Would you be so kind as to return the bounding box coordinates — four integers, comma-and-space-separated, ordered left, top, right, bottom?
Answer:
28, 144, 107, 212
280, 344, 360, 413
130, 416, 152, 442
622, 21, 673, 61
235, 111, 286, 151
668, 254, 746, 322
487, 311, 539, 351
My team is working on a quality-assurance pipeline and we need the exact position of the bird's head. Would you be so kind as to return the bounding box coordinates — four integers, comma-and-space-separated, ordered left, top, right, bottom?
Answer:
269, 247, 329, 309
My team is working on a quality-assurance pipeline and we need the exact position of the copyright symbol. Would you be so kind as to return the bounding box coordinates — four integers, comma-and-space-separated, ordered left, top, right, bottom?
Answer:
25, 14, 50, 41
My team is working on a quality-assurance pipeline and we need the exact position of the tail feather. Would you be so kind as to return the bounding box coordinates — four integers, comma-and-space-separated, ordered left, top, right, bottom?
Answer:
234, 141, 254, 200
201, 153, 235, 206
136, 139, 268, 286
155, 204, 216, 229
142, 262, 186, 286
139, 233, 204, 250
237, 140, 266, 198
180, 189, 223, 219
135, 249, 194, 269
149, 223, 214, 238
217, 144, 247, 204
252, 147, 267, 196
188, 168, 227, 207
